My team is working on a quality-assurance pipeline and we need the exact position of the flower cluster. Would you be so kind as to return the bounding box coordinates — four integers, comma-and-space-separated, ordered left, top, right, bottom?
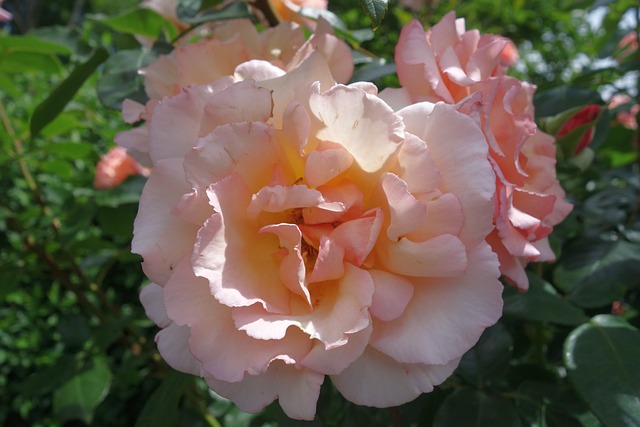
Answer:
120, 11, 571, 420
381, 13, 572, 289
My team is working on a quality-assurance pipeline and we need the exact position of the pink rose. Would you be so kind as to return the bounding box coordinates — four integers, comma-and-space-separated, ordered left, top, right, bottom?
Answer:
94, 146, 149, 189
608, 94, 639, 130
0, 0, 11, 22
616, 31, 638, 62
134, 52, 502, 418
382, 13, 572, 289
116, 18, 353, 166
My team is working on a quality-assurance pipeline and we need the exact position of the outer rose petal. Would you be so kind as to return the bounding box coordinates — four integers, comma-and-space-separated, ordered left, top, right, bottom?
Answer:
140, 283, 170, 328
301, 325, 372, 375
132, 158, 201, 285
310, 85, 405, 173
332, 347, 460, 407
206, 361, 324, 420
371, 243, 502, 365
156, 323, 203, 376
164, 256, 311, 382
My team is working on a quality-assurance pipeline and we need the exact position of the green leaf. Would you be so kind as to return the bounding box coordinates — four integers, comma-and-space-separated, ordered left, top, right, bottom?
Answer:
0, 35, 72, 55
20, 354, 77, 398
434, 388, 522, 427
178, 1, 252, 25
534, 86, 601, 118
359, 0, 389, 30
177, 0, 201, 20
503, 273, 588, 325
554, 239, 640, 308
564, 315, 640, 427
457, 323, 513, 385
95, 8, 177, 40
350, 60, 396, 83
97, 44, 170, 109
515, 381, 602, 427
53, 357, 111, 424
0, 35, 71, 74
134, 371, 192, 427
30, 47, 109, 138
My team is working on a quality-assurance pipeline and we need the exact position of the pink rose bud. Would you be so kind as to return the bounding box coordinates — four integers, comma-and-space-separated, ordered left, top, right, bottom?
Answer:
556, 104, 600, 154
616, 31, 638, 62
94, 147, 148, 189
608, 95, 639, 130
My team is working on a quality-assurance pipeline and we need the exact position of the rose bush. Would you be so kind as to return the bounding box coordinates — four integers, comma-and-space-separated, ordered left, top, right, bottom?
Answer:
381, 12, 572, 289
134, 48, 503, 418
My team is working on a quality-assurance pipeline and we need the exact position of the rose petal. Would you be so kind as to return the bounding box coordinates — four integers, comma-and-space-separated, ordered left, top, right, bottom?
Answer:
331, 347, 460, 407
310, 85, 405, 173
206, 361, 324, 421
371, 243, 502, 365
132, 158, 199, 285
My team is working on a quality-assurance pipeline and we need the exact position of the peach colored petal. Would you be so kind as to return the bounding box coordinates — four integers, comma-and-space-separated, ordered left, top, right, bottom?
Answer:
206, 361, 324, 420
369, 270, 414, 322
376, 233, 467, 277
193, 175, 291, 313
132, 158, 200, 285
232, 264, 373, 348
140, 283, 170, 328
310, 85, 405, 173
164, 257, 311, 382
371, 243, 502, 365
332, 347, 460, 407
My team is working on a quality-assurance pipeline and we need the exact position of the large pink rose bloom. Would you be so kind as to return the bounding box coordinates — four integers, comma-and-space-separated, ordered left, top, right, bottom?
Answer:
383, 12, 572, 289
135, 52, 502, 418
116, 18, 352, 166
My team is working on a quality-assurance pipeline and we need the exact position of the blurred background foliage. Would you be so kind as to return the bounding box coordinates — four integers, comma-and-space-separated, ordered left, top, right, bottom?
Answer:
0, 0, 639, 426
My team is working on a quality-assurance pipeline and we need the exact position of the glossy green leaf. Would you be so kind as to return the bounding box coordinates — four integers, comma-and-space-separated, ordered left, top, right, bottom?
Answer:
534, 86, 601, 118
564, 315, 640, 427
0, 51, 64, 74
0, 35, 72, 55
178, 1, 252, 25
515, 381, 602, 427
350, 60, 396, 83
95, 8, 177, 40
134, 371, 191, 427
97, 44, 171, 109
503, 273, 588, 325
177, 0, 201, 20
30, 47, 109, 138
554, 239, 640, 308
434, 388, 522, 427
457, 323, 513, 385
359, 0, 389, 30
53, 357, 111, 424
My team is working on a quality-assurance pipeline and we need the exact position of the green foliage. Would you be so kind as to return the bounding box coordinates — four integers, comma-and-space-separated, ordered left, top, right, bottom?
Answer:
1, 0, 639, 426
